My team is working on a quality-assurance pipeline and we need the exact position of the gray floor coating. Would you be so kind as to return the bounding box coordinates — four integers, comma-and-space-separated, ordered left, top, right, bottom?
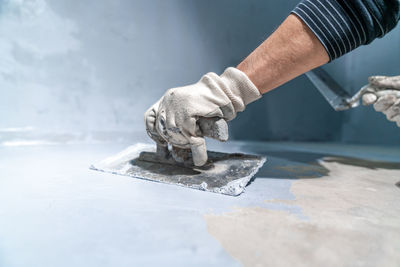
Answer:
1, 140, 399, 267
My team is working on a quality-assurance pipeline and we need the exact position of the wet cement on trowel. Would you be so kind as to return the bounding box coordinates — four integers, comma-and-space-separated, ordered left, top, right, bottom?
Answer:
90, 143, 266, 196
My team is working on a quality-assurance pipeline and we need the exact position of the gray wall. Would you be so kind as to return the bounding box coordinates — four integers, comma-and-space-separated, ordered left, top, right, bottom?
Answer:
0, 0, 398, 145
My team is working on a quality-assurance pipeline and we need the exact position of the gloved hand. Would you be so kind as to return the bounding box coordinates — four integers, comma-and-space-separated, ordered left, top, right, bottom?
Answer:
362, 75, 400, 127
144, 67, 261, 166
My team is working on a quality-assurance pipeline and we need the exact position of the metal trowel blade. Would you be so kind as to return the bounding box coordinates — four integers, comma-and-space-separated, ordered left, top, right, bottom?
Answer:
90, 143, 266, 196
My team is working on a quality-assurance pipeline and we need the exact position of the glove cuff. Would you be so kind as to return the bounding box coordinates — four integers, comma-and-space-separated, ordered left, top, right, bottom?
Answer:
220, 67, 262, 112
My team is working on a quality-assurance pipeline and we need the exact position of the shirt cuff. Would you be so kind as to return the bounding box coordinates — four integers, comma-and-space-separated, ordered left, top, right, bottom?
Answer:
291, 0, 367, 61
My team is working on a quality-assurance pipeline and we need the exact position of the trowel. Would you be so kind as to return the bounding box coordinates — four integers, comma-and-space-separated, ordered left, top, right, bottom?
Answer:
306, 67, 400, 111
91, 118, 266, 196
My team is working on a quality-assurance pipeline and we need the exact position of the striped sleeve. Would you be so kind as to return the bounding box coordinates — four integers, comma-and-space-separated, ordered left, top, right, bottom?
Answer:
291, 0, 400, 61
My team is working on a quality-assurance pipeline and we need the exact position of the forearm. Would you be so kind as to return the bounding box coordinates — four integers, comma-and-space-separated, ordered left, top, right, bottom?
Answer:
238, 0, 400, 95
237, 14, 329, 94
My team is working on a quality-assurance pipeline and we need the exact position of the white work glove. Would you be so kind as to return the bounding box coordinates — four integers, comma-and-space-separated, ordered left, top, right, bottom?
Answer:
144, 67, 261, 166
362, 75, 400, 127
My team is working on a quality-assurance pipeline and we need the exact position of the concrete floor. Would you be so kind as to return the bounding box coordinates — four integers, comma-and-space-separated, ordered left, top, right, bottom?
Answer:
0, 139, 399, 267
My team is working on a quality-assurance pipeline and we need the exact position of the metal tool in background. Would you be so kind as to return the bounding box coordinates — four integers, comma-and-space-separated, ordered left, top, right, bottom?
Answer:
305, 67, 400, 111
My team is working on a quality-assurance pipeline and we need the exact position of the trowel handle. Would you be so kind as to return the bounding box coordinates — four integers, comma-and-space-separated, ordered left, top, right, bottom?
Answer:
197, 117, 229, 142
155, 118, 228, 164
156, 143, 169, 158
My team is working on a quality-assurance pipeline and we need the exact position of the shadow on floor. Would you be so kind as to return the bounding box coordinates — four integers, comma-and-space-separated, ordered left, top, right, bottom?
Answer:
247, 150, 400, 179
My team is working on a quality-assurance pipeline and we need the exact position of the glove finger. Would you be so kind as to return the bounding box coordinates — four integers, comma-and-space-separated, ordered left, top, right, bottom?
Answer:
189, 136, 208, 166
155, 109, 167, 139
375, 90, 400, 98
369, 75, 400, 89
368, 76, 387, 86
155, 109, 191, 149
362, 93, 377, 106
373, 94, 397, 112
395, 115, 400, 127
197, 117, 229, 142
144, 102, 167, 145
144, 107, 157, 135
384, 99, 400, 121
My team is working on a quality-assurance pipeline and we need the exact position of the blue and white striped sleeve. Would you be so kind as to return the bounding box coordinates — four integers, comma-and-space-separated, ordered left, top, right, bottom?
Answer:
291, 0, 400, 61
